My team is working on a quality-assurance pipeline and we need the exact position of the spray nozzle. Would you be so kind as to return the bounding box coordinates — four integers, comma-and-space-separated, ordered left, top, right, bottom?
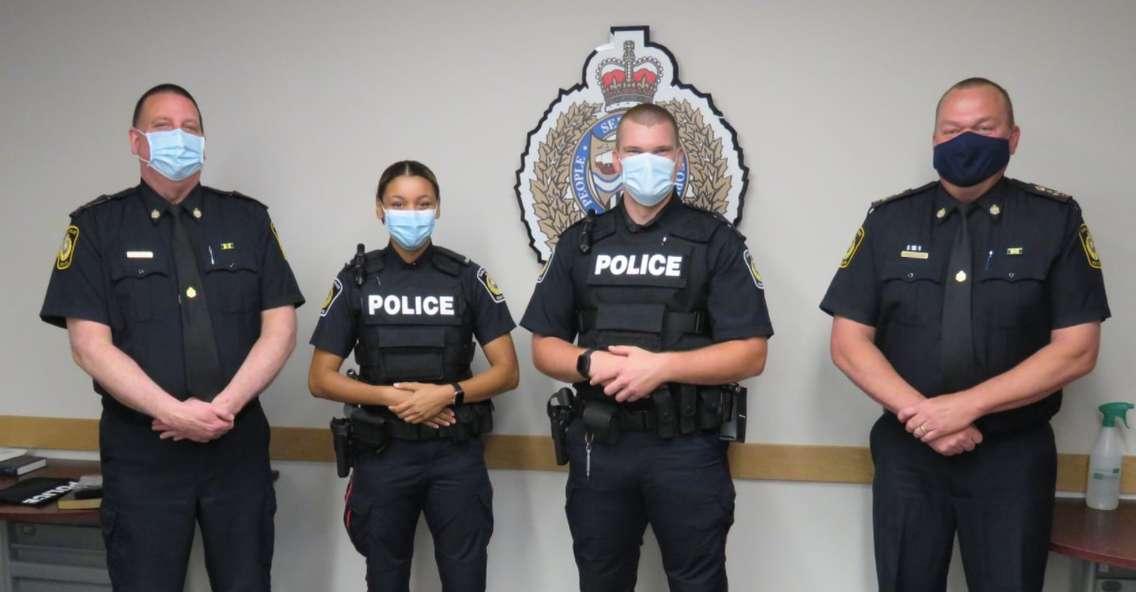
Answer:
1099, 402, 1135, 428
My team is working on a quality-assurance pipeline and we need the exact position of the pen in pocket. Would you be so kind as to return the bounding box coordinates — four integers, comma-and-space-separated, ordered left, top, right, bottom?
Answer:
984, 249, 993, 270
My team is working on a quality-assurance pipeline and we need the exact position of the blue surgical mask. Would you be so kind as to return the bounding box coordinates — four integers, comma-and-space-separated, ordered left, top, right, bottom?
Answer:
932, 131, 1011, 187
620, 152, 676, 207
384, 208, 436, 250
136, 128, 205, 182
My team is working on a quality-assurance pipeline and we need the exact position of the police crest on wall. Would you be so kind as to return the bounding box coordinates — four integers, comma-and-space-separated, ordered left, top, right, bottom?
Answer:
515, 26, 749, 262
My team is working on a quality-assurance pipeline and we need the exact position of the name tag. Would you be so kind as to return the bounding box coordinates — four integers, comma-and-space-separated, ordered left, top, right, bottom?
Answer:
900, 250, 929, 260
126, 250, 154, 259
368, 294, 455, 317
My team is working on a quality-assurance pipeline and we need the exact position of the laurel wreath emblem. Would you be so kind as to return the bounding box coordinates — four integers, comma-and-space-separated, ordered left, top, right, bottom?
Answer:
529, 102, 602, 250
657, 99, 732, 215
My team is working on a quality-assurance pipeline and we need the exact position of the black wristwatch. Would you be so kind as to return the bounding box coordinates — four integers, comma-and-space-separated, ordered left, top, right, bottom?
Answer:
450, 383, 465, 406
576, 348, 597, 379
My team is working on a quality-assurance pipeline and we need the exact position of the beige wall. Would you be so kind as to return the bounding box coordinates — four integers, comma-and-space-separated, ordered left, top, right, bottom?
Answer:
3, 0, 1133, 589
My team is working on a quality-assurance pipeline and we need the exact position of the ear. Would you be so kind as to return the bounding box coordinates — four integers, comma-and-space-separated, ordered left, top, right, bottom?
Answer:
129, 128, 145, 158
375, 202, 384, 223
672, 147, 685, 181
434, 201, 441, 219
1008, 125, 1021, 155
612, 146, 624, 175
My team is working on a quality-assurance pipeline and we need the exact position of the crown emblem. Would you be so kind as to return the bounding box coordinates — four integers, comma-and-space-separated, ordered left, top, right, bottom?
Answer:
595, 41, 662, 110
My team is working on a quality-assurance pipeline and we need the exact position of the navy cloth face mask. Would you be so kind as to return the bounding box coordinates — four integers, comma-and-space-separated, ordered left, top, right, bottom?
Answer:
932, 131, 1011, 187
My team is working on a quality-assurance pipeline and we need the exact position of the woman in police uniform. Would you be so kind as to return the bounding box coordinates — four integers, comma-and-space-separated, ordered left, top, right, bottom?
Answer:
308, 160, 518, 592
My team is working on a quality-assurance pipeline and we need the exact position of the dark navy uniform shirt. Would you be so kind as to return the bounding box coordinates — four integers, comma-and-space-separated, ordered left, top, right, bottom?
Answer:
310, 245, 515, 361
521, 197, 773, 344
40, 182, 305, 402
821, 178, 1110, 430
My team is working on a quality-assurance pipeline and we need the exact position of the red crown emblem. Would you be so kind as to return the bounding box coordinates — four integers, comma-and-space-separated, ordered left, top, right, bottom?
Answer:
595, 41, 662, 110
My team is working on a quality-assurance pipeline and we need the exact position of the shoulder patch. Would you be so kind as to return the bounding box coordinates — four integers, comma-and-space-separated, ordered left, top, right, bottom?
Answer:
476, 267, 507, 303
839, 226, 866, 269
536, 244, 556, 284
1008, 178, 1072, 202
320, 277, 344, 317
870, 181, 937, 212
1078, 223, 1102, 269
55, 224, 80, 270
742, 248, 764, 290
69, 187, 132, 217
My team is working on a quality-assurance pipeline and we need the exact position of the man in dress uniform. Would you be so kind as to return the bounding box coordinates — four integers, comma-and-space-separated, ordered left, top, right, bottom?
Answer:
39, 83, 305, 591
522, 103, 772, 592
821, 77, 1109, 591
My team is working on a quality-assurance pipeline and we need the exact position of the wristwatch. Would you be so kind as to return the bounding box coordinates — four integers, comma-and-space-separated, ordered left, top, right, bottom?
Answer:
450, 383, 465, 406
576, 348, 597, 379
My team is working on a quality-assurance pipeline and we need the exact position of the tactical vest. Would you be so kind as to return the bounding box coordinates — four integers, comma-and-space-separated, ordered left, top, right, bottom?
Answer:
574, 210, 715, 354
349, 246, 476, 386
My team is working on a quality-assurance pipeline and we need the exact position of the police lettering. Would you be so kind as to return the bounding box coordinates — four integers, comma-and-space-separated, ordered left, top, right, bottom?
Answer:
594, 253, 683, 277
368, 294, 455, 316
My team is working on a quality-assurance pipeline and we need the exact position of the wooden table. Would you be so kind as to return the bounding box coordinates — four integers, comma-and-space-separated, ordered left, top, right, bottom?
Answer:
0, 460, 101, 526
1050, 498, 1136, 590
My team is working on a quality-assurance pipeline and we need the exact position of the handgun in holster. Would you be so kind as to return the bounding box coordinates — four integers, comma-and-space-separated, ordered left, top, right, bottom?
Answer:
546, 388, 576, 466
330, 417, 352, 478
718, 383, 748, 443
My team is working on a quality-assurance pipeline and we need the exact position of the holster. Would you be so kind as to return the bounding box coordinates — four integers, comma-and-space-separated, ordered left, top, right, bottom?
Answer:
717, 383, 748, 443
330, 417, 352, 478
546, 388, 576, 466
347, 406, 392, 452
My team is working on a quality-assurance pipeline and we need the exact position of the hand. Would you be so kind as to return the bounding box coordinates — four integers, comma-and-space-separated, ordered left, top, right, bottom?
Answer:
898, 393, 981, 443
926, 425, 984, 456
389, 382, 455, 425
601, 346, 670, 403
423, 408, 457, 429
586, 350, 624, 386
152, 398, 235, 443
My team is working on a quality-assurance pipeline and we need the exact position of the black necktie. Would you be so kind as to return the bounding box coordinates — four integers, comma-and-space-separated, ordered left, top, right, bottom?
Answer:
169, 204, 224, 401
941, 203, 976, 391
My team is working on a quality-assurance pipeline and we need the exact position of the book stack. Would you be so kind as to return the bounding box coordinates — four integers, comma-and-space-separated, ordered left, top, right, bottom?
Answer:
57, 474, 102, 510
0, 454, 47, 477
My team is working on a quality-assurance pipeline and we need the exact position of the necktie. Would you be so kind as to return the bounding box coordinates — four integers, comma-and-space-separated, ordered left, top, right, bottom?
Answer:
941, 203, 976, 391
168, 204, 224, 400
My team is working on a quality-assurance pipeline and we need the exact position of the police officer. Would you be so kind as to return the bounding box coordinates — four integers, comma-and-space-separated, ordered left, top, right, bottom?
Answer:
822, 78, 1109, 591
39, 83, 305, 591
522, 103, 772, 592
307, 160, 519, 591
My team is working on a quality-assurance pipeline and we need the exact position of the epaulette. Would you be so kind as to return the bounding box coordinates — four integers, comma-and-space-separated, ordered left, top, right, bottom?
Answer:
432, 245, 471, 276
69, 187, 132, 217
869, 181, 937, 212
208, 187, 267, 208
683, 203, 745, 241
1007, 178, 1072, 203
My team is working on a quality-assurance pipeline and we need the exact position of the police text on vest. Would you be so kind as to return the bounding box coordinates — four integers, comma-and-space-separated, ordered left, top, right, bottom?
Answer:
369, 295, 455, 316
594, 254, 683, 277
